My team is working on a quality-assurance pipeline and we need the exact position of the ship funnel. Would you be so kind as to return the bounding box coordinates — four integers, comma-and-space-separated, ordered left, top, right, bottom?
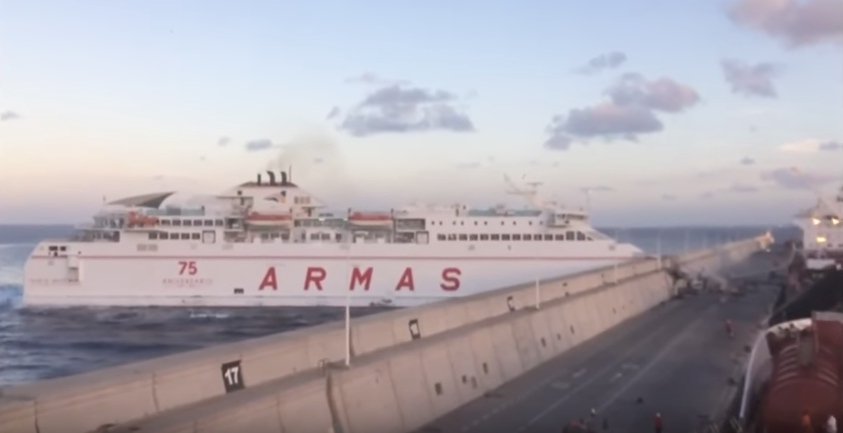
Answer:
279, 171, 288, 185
266, 170, 276, 185
257, 173, 262, 185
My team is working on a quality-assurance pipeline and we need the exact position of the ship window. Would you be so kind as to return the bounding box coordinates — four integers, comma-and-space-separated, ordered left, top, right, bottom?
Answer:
215, 219, 224, 226
555, 234, 565, 241
500, 221, 505, 225
469, 234, 478, 241
320, 233, 331, 240
544, 234, 553, 241
576, 231, 586, 241
159, 232, 169, 240
490, 234, 500, 241
566, 231, 576, 241
534, 235, 542, 241
309, 233, 320, 241
512, 234, 521, 241
193, 219, 203, 226
161, 220, 171, 226
191, 233, 201, 240
483, 221, 488, 225
437, 234, 446, 241
523, 234, 532, 241
447, 234, 457, 241
474, 221, 478, 225
171, 233, 180, 241
183, 220, 192, 226
458, 234, 468, 241
479, 234, 489, 241
452, 221, 456, 225
282, 234, 291, 241
460, 221, 464, 225
180, 233, 190, 240
501, 234, 511, 241
202, 220, 212, 226
172, 220, 182, 226
529, 221, 533, 225
148, 232, 158, 240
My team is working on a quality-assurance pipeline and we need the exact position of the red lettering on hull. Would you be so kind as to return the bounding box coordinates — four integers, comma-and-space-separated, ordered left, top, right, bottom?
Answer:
304, 267, 326, 291
255, 266, 463, 292
395, 267, 415, 291
440, 268, 461, 291
258, 267, 278, 291
349, 267, 373, 291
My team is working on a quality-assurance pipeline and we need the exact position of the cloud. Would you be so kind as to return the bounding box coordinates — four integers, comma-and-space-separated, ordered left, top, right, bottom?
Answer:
726, 0, 843, 48
199, 156, 207, 162
326, 107, 341, 120
0, 111, 21, 122
662, 194, 677, 201
760, 167, 838, 189
729, 183, 760, 193
779, 138, 842, 153
337, 83, 475, 137
576, 51, 627, 74
721, 59, 783, 98
739, 156, 756, 165
819, 141, 842, 151
544, 73, 700, 149
699, 192, 715, 200
217, 136, 231, 147
244, 139, 281, 152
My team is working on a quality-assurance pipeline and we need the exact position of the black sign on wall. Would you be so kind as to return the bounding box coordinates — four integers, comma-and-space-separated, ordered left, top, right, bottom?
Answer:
506, 296, 516, 312
221, 360, 245, 393
408, 319, 422, 340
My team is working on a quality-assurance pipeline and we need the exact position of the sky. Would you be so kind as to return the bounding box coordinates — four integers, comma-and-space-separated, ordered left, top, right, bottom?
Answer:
1, 0, 842, 226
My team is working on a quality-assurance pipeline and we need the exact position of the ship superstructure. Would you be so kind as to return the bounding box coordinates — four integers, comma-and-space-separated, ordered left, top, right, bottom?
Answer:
23, 171, 645, 307
792, 183, 843, 274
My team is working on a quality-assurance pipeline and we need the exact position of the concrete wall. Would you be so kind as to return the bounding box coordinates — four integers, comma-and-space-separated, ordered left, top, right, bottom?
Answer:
0, 235, 770, 433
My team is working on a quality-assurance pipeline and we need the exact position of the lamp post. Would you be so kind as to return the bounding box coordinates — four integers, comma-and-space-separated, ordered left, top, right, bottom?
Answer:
342, 237, 352, 368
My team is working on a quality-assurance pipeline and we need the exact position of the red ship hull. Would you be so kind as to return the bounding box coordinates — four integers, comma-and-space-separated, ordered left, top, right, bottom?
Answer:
760, 316, 843, 433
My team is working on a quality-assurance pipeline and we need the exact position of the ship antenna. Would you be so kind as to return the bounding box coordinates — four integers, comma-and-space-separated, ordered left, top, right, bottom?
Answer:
288, 165, 293, 182
503, 173, 544, 209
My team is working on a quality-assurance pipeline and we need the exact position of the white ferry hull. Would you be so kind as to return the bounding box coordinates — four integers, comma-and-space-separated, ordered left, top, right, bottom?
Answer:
22, 241, 640, 308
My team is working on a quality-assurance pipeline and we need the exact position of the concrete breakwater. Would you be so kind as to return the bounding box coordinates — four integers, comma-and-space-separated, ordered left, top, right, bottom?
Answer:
0, 235, 772, 433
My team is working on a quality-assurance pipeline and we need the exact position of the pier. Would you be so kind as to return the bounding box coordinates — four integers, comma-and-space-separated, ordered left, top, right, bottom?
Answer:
0, 234, 774, 433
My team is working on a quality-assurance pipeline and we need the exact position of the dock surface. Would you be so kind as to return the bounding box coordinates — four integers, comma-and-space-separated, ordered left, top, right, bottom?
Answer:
417, 252, 780, 433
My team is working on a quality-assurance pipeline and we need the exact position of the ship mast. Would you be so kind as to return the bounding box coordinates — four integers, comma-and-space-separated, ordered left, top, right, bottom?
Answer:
503, 174, 546, 209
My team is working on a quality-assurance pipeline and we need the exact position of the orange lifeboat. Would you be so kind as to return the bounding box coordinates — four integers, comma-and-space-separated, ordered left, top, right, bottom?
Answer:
348, 210, 393, 227
245, 212, 293, 228
126, 211, 159, 228
760, 318, 843, 433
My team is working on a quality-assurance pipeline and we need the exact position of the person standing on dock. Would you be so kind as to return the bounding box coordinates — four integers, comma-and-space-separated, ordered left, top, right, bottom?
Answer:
653, 413, 663, 433
802, 410, 814, 433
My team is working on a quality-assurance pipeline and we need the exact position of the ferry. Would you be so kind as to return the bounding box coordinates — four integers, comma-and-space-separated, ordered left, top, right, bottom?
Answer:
792, 183, 843, 277
22, 171, 647, 307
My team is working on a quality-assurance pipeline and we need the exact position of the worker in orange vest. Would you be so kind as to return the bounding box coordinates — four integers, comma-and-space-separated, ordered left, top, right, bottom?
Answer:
653, 413, 663, 433
801, 410, 813, 433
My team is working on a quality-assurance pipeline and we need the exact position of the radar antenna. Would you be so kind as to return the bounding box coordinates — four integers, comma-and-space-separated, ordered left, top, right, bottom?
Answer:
503, 174, 546, 209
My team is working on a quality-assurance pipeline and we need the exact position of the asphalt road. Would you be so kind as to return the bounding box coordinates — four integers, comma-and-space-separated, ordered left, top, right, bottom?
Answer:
417, 253, 781, 433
